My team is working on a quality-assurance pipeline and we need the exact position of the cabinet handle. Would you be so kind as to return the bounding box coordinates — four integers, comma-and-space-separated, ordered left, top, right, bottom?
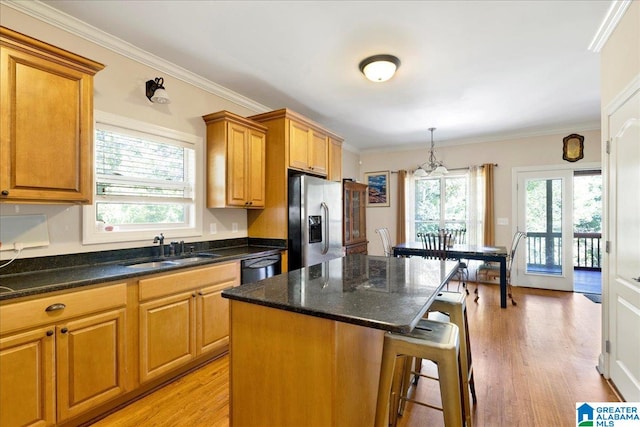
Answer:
1, 190, 8, 196
60, 327, 68, 334
45, 303, 66, 312
198, 291, 203, 296
46, 330, 54, 337
192, 293, 197, 298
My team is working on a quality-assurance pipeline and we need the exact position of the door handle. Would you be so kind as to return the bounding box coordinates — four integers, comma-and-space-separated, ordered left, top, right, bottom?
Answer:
632, 276, 640, 282
321, 202, 329, 255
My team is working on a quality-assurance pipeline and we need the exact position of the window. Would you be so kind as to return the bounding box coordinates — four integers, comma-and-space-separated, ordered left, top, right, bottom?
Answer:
413, 174, 468, 240
83, 112, 202, 244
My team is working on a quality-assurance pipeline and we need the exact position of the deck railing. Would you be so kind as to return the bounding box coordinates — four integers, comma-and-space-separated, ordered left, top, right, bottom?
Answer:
573, 232, 602, 269
525, 232, 602, 271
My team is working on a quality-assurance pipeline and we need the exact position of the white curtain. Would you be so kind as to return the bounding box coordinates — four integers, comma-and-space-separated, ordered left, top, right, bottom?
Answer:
468, 165, 485, 246
405, 171, 417, 242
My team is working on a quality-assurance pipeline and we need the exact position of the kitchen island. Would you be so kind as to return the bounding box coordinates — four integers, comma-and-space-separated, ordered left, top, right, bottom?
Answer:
222, 254, 459, 427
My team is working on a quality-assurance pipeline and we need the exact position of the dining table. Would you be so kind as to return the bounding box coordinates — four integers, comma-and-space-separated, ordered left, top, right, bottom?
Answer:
393, 242, 510, 308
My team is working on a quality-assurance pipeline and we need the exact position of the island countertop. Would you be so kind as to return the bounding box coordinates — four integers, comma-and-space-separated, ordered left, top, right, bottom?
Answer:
222, 254, 459, 333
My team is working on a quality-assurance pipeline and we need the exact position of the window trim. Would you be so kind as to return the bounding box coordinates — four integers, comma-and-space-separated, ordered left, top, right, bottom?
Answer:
82, 111, 203, 245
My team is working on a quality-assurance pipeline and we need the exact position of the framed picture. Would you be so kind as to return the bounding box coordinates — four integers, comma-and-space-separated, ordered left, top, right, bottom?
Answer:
365, 171, 390, 207
562, 133, 584, 162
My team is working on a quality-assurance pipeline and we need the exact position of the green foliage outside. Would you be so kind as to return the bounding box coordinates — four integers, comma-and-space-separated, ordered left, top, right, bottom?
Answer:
414, 176, 467, 238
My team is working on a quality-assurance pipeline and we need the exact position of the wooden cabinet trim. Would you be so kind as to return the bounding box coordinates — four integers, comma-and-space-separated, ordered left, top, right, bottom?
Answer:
0, 27, 104, 73
249, 108, 343, 141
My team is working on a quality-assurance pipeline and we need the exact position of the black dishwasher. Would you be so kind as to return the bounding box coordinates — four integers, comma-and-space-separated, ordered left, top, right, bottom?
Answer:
241, 254, 282, 284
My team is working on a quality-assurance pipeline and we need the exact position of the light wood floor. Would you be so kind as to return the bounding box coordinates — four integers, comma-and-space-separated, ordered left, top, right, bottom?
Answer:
90, 283, 619, 427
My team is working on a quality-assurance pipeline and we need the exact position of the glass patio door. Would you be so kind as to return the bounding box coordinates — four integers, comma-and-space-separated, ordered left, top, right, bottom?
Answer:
515, 169, 574, 291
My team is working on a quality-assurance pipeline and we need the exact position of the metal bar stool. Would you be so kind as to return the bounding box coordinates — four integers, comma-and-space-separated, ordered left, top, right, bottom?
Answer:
427, 291, 477, 426
375, 319, 464, 427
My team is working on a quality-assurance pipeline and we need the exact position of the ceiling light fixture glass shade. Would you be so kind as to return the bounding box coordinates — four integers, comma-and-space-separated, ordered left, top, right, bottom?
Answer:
146, 77, 171, 104
359, 54, 401, 82
414, 127, 448, 177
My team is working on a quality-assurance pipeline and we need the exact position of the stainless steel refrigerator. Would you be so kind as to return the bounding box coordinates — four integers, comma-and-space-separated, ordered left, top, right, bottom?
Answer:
288, 174, 343, 271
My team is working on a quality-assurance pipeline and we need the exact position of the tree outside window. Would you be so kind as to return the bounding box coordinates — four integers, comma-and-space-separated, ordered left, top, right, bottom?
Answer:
414, 175, 468, 240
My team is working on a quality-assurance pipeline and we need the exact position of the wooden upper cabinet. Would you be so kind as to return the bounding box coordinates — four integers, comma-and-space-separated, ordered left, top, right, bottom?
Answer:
328, 137, 343, 182
288, 119, 328, 175
203, 111, 267, 208
246, 109, 343, 240
0, 26, 104, 204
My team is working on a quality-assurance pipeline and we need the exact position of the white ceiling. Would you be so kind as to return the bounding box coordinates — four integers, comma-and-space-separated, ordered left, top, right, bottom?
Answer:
37, 0, 611, 151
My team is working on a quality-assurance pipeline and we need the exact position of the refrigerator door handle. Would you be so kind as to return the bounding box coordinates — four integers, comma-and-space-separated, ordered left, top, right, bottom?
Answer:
321, 202, 329, 255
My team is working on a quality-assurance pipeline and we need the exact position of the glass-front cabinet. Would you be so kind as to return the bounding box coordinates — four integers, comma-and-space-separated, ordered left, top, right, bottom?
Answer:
343, 181, 368, 254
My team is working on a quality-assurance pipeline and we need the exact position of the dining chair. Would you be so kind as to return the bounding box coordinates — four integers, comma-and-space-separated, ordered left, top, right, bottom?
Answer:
443, 229, 469, 294
376, 228, 393, 257
475, 231, 527, 305
419, 231, 469, 293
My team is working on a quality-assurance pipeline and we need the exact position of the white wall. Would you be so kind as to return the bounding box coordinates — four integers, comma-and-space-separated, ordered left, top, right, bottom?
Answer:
600, 1, 640, 107
0, 6, 262, 259
342, 147, 361, 182
360, 129, 601, 255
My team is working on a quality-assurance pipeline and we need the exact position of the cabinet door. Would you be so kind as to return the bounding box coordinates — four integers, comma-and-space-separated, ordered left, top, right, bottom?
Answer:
197, 283, 239, 355
0, 327, 55, 427
309, 130, 328, 175
0, 44, 95, 203
247, 128, 266, 207
226, 122, 249, 207
139, 292, 196, 383
328, 138, 342, 182
289, 120, 310, 170
355, 187, 368, 243
56, 308, 126, 421
344, 187, 352, 244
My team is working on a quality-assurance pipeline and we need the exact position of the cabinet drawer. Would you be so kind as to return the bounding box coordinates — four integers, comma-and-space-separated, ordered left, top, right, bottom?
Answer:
139, 261, 240, 301
0, 283, 127, 335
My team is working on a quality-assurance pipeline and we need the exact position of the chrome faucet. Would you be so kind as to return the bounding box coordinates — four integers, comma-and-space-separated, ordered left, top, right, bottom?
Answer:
153, 233, 165, 257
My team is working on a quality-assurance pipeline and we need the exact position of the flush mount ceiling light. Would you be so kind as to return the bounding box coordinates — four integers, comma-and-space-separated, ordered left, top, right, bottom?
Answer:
145, 77, 170, 104
414, 128, 449, 177
359, 54, 401, 82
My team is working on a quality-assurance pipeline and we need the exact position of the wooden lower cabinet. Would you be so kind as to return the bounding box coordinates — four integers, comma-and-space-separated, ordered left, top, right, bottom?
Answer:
0, 326, 55, 427
0, 283, 127, 427
57, 308, 126, 421
139, 291, 196, 382
197, 283, 234, 354
0, 261, 240, 426
138, 262, 240, 384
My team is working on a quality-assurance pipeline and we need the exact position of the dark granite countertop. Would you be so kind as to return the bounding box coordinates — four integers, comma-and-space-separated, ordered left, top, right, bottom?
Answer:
222, 254, 459, 333
0, 238, 284, 301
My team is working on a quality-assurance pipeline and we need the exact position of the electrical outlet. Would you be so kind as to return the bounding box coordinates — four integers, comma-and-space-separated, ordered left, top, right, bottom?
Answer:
210, 223, 217, 234
232, 223, 238, 233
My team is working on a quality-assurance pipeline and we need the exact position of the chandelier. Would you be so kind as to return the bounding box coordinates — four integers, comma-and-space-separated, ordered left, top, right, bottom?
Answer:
414, 127, 448, 177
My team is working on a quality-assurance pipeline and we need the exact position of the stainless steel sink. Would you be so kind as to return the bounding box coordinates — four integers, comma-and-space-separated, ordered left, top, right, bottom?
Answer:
123, 253, 220, 268
124, 260, 180, 269
171, 256, 217, 264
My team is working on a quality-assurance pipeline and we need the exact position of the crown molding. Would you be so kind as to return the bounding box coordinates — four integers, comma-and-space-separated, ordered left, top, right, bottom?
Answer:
2, 0, 271, 114
588, 0, 633, 53
360, 120, 602, 154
